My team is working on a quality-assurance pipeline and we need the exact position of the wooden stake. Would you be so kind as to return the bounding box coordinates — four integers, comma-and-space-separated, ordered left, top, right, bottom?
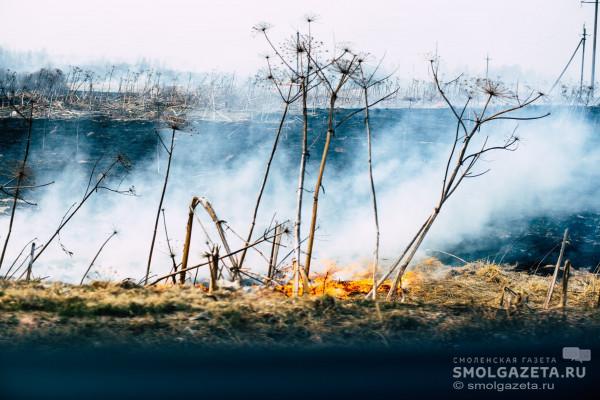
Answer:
544, 228, 569, 309
562, 259, 572, 308
25, 242, 34, 282
180, 197, 200, 284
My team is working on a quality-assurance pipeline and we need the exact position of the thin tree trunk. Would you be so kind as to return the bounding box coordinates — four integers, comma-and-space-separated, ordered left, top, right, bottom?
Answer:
145, 128, 176, 285
0, 103, 34, 270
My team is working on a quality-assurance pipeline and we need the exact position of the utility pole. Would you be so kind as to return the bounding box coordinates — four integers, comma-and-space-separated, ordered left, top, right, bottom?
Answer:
485, 54, 492, 80
581, 25, 588, 95
582, 0, 599, 91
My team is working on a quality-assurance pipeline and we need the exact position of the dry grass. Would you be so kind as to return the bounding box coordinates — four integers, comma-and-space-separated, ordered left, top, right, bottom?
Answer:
279, 259, 600, 309
0, 261, 599, 348
405, 260, 600, 308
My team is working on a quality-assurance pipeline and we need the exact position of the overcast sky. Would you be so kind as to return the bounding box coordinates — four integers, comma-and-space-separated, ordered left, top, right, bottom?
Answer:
0, 0, 593, 82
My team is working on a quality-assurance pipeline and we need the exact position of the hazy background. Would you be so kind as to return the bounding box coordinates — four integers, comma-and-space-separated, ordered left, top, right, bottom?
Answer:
0, 0, 593, 84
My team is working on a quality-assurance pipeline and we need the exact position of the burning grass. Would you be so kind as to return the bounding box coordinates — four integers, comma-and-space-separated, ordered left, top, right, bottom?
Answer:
278, 258, 600, 308
0, 260, 599, 348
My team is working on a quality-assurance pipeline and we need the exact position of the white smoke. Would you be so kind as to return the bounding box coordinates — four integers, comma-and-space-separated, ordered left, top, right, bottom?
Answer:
0, 107, 598, 283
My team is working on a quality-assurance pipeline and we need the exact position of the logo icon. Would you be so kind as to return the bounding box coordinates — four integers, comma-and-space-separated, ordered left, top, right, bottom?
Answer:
562, 347, 591, 362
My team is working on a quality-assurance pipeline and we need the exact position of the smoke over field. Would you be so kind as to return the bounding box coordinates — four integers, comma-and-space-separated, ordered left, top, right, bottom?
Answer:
0, 106, 598, 283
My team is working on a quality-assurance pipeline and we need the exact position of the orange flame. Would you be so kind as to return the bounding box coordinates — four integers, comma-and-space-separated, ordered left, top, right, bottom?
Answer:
276, 260, 422, 299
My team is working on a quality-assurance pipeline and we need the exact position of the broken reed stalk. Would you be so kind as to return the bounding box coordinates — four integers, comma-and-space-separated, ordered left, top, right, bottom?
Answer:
180, 196, 200, 284
80, 230, 117, 285
544, 228, 569, 309
145, 128, 176, 285
197, 197, 239, 278
149, 225, 284, 285
499, 286, 521, 309
25, 242, 35, 282
0, 102, 34, 271
562, 259, 571, 308
209, 246, 219, 293
267, 223, 282, 279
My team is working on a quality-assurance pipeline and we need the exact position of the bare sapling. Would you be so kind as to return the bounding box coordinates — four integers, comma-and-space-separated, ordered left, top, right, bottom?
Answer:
378, 61, 548, 300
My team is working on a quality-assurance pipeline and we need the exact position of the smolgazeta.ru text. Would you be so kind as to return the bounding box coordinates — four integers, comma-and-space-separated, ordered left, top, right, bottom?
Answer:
453, 366, 585, 379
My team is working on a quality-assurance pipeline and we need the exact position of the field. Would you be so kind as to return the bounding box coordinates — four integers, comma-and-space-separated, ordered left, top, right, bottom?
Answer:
1, 261, 599, 349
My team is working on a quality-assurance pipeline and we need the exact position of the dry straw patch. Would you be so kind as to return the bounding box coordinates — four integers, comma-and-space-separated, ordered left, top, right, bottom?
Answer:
0, 263, 599, 347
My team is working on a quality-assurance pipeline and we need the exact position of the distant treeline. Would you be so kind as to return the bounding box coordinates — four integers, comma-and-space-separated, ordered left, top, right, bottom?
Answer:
0, 61, 587, 120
